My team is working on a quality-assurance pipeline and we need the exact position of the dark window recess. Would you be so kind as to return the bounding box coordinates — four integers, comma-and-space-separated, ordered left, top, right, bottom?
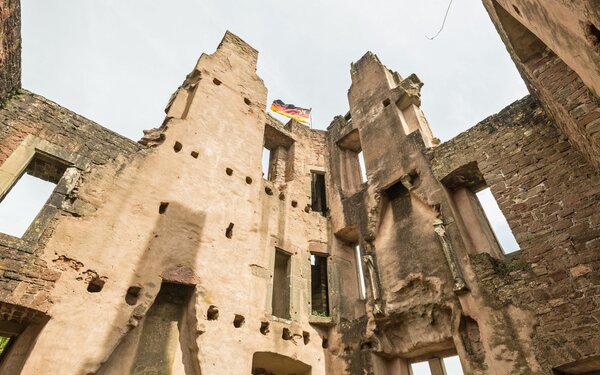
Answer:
272, 250, 291, 319
0, 335, 13, 361
310, 254, 329, 316
311, 172, 327, 216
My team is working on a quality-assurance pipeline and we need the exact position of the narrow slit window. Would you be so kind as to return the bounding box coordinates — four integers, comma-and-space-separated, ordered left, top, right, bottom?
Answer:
262, 147, 272, 180
0, 154, 66, 238
358, 151, 367, 182
310, 254, 329, 316
476, 188, 519, 253
272, 249, 291, 319
355, 246, 367, 300
311, 172, 327, 216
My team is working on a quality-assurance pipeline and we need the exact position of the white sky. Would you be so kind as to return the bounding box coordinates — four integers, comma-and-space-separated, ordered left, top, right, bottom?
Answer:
20, 0, 527, 141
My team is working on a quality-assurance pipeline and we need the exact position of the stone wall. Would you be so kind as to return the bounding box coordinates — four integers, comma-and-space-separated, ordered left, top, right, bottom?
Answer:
0, 90, 140, 315
0, 0, 20, 103
483, 0, 600, 170
431, 95, 600, 373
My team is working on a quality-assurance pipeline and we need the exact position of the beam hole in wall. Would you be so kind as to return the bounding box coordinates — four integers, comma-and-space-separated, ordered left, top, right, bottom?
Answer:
322, 337, 329, 349
246, 177, 253, 184
382, 98, 391, 107
87, 276, 105, 293
291, 200, 298, 208
244, 98, 251, 106
207, 305, 219, 320
190, 151, 199, 159
0, 153, 68, 238
282, 327, 292, 340
278, 192, 285, 201
259, 321, 270, 335
512, 5, 521, 16
226, 168, 233, 176
173, 141, 182, 153
159, 202, 169, 214
583, 22, 600, 49
265, 187, 273, 196
233, 314, 245, 328
302, 331, 310, 345
125, 286, 142, 305
225, 223, 234, 239
212, 78, 222, 85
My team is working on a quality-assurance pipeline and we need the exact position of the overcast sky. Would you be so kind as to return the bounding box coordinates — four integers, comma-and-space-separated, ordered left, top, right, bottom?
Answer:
20, 0, 527, 141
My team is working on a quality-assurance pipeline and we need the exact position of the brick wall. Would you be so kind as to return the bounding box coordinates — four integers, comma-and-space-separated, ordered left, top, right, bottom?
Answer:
431, 95, 600, 372
0, 90, 141, 314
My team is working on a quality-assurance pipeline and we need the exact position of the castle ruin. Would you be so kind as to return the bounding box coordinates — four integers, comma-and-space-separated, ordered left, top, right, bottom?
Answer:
0, 0, 599, 374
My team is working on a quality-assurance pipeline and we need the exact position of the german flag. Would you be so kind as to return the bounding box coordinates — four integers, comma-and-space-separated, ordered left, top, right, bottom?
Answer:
270, 100, 311, 124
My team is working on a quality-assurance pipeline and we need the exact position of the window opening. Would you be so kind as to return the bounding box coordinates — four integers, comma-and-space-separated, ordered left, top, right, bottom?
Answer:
0, 154, 67, 238
0, 336, 13, 361
410, 361, 432, 375
272, 249, 291, 319
442, 356, 464, 375
410, 355, 465, 375
310, 254, 329, 316
262, 147, 272, 180
355, 246, 367, 300
358, 151, 367, 182
311, 172, 327, 216
475, 188, 519, 253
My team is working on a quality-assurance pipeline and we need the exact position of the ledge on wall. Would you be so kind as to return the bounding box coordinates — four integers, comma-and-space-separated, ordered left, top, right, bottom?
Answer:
309, 314, 335, 326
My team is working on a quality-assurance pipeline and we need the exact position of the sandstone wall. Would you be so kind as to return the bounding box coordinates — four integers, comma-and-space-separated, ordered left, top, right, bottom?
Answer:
431, 95, 600, 373
0, 90, 140, 315
483, 0, 600, 170
0, 0, 20, 103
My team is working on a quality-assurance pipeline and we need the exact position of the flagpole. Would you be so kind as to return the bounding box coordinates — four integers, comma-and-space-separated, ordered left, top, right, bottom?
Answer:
309, 108, 313, 129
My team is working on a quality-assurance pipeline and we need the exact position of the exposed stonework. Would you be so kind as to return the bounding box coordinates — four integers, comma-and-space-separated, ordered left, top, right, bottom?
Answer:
483, 0, 600, 170
0, 1, 599, 374
0, 0, 20, 103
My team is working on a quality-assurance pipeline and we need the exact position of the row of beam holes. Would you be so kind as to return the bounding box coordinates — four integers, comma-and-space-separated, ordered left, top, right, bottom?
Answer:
212, 76, 252, 107
264, 187, 287, 202
206, 307, 313, 345
281, 328, 311, 346
173, 141, 200, 159
225, 167, 253, 185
